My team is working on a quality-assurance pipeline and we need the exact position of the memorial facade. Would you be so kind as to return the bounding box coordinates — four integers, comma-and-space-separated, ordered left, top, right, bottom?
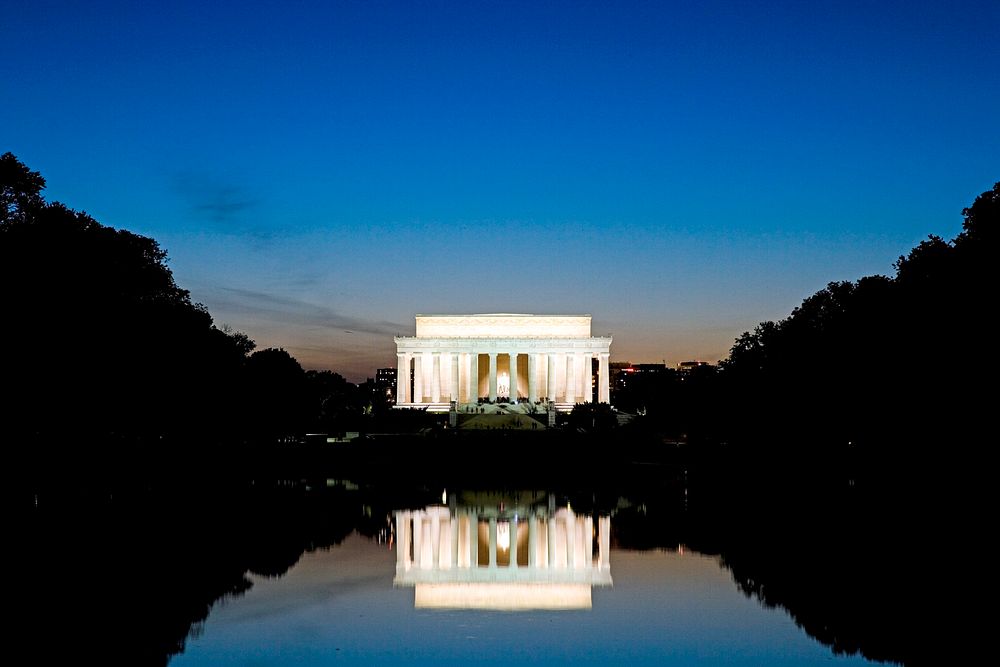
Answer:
394, 314, 612, 410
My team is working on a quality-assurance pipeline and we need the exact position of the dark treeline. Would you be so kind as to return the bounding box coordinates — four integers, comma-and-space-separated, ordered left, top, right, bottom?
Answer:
1, 153, 424, 461
719, 182, 995, 451
617, 181, 997, 458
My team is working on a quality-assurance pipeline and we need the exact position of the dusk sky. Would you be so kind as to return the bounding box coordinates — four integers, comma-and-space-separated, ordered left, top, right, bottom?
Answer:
4, 0, 998, 380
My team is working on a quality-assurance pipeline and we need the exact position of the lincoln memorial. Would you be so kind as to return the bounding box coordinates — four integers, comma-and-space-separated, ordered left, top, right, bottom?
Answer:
394, 314, 612, 411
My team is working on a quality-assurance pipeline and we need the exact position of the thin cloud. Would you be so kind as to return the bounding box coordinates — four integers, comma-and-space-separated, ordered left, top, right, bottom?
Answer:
206, 286, 405, 336
171, 171, 261, 230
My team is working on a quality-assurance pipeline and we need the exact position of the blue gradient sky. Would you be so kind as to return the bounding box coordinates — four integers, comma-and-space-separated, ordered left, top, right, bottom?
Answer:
3, 1, 997, 379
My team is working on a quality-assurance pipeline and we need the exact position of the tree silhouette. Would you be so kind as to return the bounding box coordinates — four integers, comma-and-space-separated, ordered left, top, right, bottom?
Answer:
715, 180, 998, 453
1, 152, 46, 222
244, 348, 308, 439
0, 153, 255, 447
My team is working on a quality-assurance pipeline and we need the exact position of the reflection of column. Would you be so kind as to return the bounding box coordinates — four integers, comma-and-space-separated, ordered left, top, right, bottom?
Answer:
488, 517, 498, 568
598, 516, 611, 569
412, 512, 423, 567
421, 516, 433, 569
432, 353, 441, 403
396, 353, 407, 404
431, 513, 441, 568
574, 517, 586, 566
451, 352, 459, 403
470, 353, 479, 402
396, 512, 407, 568
548, 516, 559, 568
599, 353, 610, 403
413, 355, 423, 403
585, 515, 594, 566
488, 353, 498, 402
528, 516, 538, 567
510, 517, 518, 569
547, 353, 556, 401
440, 514, 450, 568
565, 355, 576, 403
566, 512, 576, 569
509, 353, 518, 401
469, 511, 479, 568
528, 353, 537, 403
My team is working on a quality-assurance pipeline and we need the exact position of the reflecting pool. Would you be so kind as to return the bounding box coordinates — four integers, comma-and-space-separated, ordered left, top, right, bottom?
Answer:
170, 490, 886, 666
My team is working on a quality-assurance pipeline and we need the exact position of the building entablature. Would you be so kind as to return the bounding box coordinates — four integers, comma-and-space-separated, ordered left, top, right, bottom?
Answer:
394, 336, 612, 354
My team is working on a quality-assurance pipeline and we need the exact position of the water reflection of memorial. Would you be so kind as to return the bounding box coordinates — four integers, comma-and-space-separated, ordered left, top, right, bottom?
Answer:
394, 492, 612, 610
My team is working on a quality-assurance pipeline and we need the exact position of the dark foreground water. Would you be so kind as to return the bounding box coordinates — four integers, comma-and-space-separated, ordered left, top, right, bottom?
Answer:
170, 533, 879, 666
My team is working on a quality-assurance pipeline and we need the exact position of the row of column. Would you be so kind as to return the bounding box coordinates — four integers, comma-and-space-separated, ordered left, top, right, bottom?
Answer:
396, 509, 611, 572
397, 351, 611, 404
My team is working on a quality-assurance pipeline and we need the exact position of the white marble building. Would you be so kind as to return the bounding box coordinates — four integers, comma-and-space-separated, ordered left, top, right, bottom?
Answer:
394, 314, 612, 411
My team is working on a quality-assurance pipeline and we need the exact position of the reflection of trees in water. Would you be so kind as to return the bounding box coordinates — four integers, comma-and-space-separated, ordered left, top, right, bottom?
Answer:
13, 481, 410, 666
718, 521, 917, 666
613, 468, 936, 666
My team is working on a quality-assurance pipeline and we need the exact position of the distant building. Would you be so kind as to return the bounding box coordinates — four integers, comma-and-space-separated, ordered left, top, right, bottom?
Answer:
376, 367, 397, 402
609, 362, 632, 392
610, 362, 671, 392
675, 361, 713, 376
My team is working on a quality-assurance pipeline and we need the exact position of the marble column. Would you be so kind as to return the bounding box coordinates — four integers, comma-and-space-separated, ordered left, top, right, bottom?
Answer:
528, 353, 538, 403
396, 353, 408, 405
547, 353, 556, 401
584, 354, 594, 403
599, 352, 610, 403
488, 352, 498, 402
451, 352, 459, 403
413, 355, 423, 403
470, 353, 479, 402
431, 353, 441, 403
509, 353, 518, 402
423, 351, 433, 403
565, 354, 576, 403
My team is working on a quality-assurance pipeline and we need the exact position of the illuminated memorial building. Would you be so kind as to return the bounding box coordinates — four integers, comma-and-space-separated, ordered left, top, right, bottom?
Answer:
394, 492, 612, 610
394, 314, 612, 412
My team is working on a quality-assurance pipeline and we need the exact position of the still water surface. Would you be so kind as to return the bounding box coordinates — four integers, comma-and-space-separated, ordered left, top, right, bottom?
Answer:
172, 497, 884, 666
